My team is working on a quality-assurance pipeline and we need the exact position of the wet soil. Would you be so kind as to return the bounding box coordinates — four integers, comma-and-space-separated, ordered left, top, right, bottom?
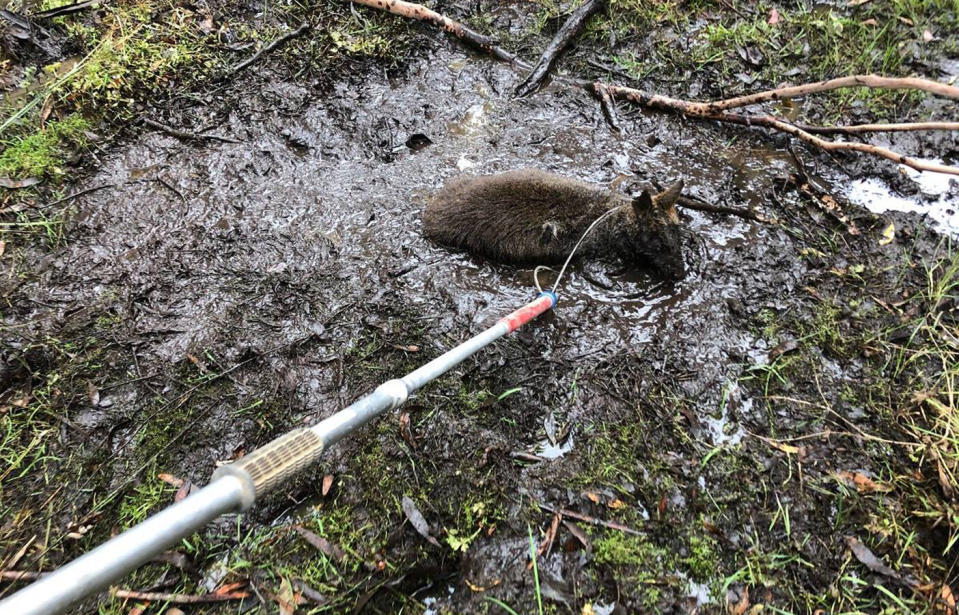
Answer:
2, 26, 957, 615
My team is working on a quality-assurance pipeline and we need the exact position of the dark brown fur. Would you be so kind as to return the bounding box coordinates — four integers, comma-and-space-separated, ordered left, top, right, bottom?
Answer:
422, 169, 686, 278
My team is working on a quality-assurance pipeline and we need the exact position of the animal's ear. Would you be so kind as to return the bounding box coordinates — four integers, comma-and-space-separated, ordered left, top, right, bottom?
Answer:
631, 190, 654, 215
655, 180, 684, 209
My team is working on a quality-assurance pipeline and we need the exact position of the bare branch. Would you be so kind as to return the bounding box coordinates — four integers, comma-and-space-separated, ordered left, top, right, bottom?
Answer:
347, 0, 959, 176
700, 75, 959, 112
230, 22, 311, 75
794, 121, 959, 135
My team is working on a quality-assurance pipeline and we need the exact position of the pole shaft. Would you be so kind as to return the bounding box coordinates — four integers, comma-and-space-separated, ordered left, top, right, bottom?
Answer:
0, 293, 556, 615
0, 476, 247, 615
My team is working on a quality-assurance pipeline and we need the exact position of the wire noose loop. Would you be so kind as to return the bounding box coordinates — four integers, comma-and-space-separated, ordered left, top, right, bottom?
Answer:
537, 206, 622, 293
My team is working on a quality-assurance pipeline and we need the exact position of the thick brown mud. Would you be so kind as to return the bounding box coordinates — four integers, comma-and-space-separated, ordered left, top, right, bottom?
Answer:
3, 36, 956, 613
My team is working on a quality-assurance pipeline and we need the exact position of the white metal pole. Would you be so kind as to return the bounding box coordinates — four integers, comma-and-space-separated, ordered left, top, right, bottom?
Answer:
0, 292, 556, 615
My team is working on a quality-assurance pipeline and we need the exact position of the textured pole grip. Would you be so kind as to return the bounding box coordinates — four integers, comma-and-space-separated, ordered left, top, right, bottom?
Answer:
225, 428, 326, 499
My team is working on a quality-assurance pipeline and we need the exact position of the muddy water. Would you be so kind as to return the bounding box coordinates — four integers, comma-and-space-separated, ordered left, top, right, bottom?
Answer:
9, 41, 951, 610
37, 49, 798, 383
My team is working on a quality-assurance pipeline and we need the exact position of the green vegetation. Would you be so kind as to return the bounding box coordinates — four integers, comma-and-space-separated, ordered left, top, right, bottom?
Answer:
528, 0, 959, 120
0, 115, 89, 179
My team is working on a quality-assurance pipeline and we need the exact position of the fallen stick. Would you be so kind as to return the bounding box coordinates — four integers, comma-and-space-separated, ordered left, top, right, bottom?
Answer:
347, 0, 959, 176
230, 21, 311, 74
0, 570, 45, 582
794, 121, 959, 135
514, 0, 607, 97
110, 587, 249, 604
592, 82, 621, 132
700, 111, 959, 176
537, 502, 641, 536
33, 1, 101, 19
141, 118, 240, 144
699, 74, 959, 113
351, 0, 522, 65
676, 196, 772, 224
604, 85, 959, 176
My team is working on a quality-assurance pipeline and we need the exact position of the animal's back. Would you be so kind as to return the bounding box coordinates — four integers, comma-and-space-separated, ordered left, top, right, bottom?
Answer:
423, 169, 620, 263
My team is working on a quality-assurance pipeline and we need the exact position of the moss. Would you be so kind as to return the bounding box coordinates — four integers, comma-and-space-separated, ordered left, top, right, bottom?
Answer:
0, 115, 89, 179
682, 533, 720, 582
116, 474, 175, 529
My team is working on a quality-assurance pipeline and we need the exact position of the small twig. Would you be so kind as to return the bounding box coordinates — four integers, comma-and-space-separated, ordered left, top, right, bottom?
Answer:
111, 587, 250, 604
350, 0, 526, 66
514, 0, 607, 97
537, 502, 641, 536
44, 183, 115, 208
0, 570, 45, 582
230, 21, 311, 74
794, 120, 959, 135
702, 74, 959, 112
33, 1, 101, 19
141, 118, 240, 144
592, 82, 621, 133
676, 195, 772, 224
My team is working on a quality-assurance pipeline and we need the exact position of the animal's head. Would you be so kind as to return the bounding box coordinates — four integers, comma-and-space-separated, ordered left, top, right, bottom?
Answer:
624, 180, 686, 279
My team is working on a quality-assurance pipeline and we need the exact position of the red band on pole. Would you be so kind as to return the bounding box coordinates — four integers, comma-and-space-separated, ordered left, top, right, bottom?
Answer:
499, 294, 555, 333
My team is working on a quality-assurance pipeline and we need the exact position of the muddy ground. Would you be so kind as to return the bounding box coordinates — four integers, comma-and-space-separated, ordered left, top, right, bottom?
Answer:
2, 3, 959, 614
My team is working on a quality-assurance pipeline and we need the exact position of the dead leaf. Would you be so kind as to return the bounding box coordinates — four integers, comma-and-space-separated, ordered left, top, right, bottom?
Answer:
562, 520, 591, 552
898, 16, 914, 25
87, 382, 100, 406
537, 513, 560, 559
0, 240, 5, 257
0, 177, 41, 189
212, 582, 250, 598
199, 13, 215, 34
39, 96, 53, 123
729, 585, 750, 615
276, 577, 296, 615
168, 609, 185, 615
845, 536, 916, 588
398, 412, 416, 448
186, 353, 207, 372
158, 473, 184, 488
401, 496, 440, 547
835, 471, 892, 493
848, 0, 873, 5
923, 29, 934, 42
321, 474, 334, 496
465, 578, 500, 592
392, 344, 420, 352
128, 606, 147, 615
879, 222, 895, 246
768, 7, 780, 24
768, 439, 804, 457
861, 18, 878, 25
585, 492, 601, 504
174, 480, 194, 502
11, 394, 31, 408
608, 498, 626, 510
939, 584, 956, 615
936, 456, 955, 499
658, 494, 667, 517
294, 526, 345, 561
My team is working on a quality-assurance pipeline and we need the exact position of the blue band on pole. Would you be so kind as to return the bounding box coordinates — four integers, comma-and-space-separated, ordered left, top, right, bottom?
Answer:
537, 291, 558, 307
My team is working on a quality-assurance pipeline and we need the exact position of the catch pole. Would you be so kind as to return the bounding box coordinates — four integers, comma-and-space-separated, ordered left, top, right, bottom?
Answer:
0, 292, 557, 615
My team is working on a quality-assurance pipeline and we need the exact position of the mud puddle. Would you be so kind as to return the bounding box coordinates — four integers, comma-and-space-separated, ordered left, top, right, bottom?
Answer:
5, 38, 953, 613
845, 160, 959, 234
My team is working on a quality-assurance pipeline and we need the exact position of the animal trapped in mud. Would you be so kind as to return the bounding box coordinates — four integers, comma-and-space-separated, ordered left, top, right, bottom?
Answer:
422, 169, 686, 279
